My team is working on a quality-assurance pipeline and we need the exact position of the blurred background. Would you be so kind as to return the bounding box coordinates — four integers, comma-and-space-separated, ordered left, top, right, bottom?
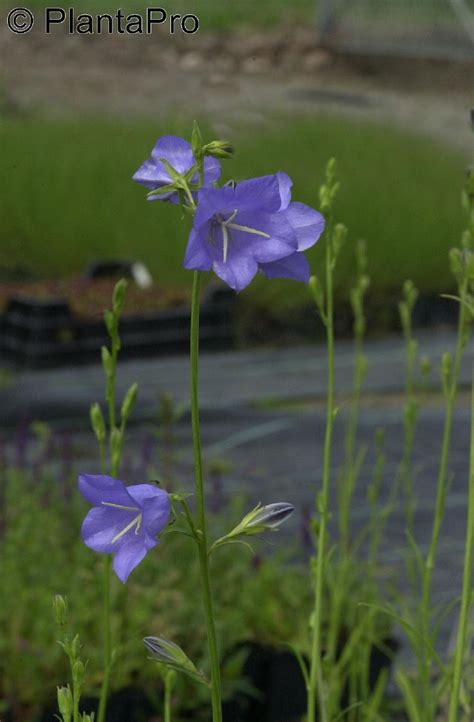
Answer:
0, 0, 473, 340
0, 2, 474, 720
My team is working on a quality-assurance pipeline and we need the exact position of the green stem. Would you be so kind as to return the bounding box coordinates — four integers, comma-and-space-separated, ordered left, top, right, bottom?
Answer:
98, 337, 120, 722
419, 280, 468, 719
97, 555, 112, 722
308, 225, 335, 722
164, 672, 174, 722
190, 271, 222, 722
447, 369, 474, 722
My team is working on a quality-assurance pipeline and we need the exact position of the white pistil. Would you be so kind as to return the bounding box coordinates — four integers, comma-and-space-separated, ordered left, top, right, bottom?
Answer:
222, 224, 229, 263
101, 501, 143, 543
110, 513, 143, 544
226, 223, 271, 238
102, 501, 139, 512
218, 209, 270, 264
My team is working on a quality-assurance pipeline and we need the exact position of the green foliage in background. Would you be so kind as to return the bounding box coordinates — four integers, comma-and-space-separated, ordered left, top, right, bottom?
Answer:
0, 115, 463, 297
0, 0, 314, 29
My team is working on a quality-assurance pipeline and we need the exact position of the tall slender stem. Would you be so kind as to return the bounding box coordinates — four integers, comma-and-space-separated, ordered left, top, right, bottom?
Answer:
190, 270, 222, 722
308, 225, 335, 722
98, 326, 120, 722
447, 368, 474, 722
419, 280, 468, 719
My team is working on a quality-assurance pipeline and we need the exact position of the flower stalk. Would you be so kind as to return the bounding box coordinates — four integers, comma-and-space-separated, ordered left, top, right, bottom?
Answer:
307, 159, 340, 722
447, 368, 474, 722
190, 270, 223, 722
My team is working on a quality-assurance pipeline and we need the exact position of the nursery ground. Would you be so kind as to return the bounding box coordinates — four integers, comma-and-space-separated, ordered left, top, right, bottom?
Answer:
1, 328, 472, 661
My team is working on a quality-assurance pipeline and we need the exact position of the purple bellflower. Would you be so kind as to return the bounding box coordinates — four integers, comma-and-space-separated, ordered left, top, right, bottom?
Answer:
79, 473, 171, 582
133, 135, 221, 203
184, 172, 325, 292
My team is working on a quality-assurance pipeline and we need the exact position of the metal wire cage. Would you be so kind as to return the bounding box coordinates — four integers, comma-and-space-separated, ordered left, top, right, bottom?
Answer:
319, 0, 474, 59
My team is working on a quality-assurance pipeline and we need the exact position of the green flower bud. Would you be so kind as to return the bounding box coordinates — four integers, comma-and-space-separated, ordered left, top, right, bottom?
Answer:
309, 275, 326, 322
326, 157, 337, 183
73, 659, 86, 689
332, 223, 347, 258
90, 403, 106, 444
450, 248, 464, 279
57, 686, 73, 722
69, 634, 81, 659
101, 346, 112, 376
121, 383, 138, 425
203, 140, 234, 159
402, 279, 418, 309
113, 278, 128, 315
52, 595, 68, 627
144, 636, 208, 686
191, 120, 204, 160
104, 309, 115, 338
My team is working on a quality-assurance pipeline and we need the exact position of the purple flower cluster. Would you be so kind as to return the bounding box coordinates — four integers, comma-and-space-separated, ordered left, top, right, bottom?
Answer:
134, 135, 325, 292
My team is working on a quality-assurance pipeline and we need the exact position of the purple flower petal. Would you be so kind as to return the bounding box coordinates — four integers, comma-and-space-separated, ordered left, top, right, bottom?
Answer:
150, 135, 194, 175
193, 186, 235, 229
276, 171, 293, 210
78, 474, 133, 507
81, 505, 138, 553
113, 537, 152, 583
202, 155, 222, 185
213, 253, 259, 292
259, 252, 311, 282
234, 175, 282, 214
133, 134, 221, 203
184, 228, 213, 271
285, 202, 325, 251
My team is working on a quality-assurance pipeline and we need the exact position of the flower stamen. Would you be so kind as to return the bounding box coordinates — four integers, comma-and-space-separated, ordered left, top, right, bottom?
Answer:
111, 513, 143, 544
102, 501, 139, 512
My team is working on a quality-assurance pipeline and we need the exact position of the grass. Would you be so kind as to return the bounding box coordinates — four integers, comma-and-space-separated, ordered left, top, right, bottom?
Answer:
0, 0, 315, 30
0, 114, 465, 324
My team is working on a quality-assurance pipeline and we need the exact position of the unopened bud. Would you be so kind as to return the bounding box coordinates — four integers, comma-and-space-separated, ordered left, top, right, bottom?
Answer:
225, 502, 294, 539
332, 223, 347, 258
101, 346, 112, 375
309, 275, 325, 319
112, 279, 128, 315
144, 636, 208, 685
203, 140, 234, 159
191, 120, 203, 160
121, 383, 138, 425
90, 403, 106, 444
52, 595, 68, 627
73, 659, 86, 689
104, 309, 115, 337
57, 686, 73, 722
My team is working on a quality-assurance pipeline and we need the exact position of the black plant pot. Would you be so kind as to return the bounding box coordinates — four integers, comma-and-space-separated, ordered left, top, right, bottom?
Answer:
222, 637, 399, 722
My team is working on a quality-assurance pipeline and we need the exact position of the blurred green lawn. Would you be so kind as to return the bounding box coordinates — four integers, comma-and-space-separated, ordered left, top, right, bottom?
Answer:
1, 0, 315, 29
0, 114, 465, 317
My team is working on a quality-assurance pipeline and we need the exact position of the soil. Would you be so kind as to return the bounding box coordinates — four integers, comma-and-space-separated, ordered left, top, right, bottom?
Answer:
0, 274, 190, 318
1, 22, 473, 152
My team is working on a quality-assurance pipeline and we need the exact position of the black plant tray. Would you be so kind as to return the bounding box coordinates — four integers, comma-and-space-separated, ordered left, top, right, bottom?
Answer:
0, 286, 235, 369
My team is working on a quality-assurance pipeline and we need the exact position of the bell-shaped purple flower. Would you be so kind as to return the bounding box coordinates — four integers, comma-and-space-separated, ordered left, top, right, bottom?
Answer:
133, 135, 221, 203
257, 172, 326, 282
79, 474, 171, 582
184, 172, 325, 291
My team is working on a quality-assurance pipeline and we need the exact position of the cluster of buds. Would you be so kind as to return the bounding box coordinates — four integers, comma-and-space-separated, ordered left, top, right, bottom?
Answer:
53, 596, 91, 722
